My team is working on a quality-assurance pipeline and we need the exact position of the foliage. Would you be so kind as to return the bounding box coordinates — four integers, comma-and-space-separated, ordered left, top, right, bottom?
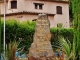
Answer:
72, 0, 80, 60
58, 36, 72, 60
1, 20, 36, 53
58, 32, 80, 60
69, 0, 73, 21
1, 20, 74, 53
50, 28, 73, 50
6, 40, 20, 60
57, 23, 63, 28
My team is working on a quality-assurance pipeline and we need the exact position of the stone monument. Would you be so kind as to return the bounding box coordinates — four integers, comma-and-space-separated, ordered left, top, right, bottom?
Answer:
28, 14, 54, 60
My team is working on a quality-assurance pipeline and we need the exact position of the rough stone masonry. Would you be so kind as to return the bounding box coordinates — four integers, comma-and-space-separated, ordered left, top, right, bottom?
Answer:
28, 14, 54, 59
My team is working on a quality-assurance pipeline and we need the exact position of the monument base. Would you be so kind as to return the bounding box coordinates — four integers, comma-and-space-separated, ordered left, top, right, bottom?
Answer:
28, 56, 56, 60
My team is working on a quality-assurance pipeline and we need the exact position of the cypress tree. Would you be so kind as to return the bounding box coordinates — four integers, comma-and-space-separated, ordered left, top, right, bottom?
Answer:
72, 0, 80, 60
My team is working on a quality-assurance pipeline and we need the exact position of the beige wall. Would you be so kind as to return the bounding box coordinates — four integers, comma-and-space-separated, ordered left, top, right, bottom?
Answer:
3, 14, 38, 22
0, 0, 69, 28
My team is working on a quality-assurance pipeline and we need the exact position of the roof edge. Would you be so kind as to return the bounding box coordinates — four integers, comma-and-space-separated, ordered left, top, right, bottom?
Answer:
0, 0, 70, 3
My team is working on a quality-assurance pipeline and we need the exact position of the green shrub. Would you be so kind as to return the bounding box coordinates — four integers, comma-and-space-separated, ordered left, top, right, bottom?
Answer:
50, 28, 73, 50
1, 20, 74, 53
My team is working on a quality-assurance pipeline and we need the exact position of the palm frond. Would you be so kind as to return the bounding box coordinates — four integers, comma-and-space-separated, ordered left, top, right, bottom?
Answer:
58, 36, 71, 58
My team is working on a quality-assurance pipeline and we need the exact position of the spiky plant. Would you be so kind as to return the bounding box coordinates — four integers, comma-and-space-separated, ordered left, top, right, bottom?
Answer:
6, 40, 20, 60
59, 36, 72, 60
59, 35, 80, 60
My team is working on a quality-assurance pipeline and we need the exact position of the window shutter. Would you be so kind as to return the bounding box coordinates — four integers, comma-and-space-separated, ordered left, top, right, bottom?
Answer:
35, 4, 38, 9
11, 1, 17, 9
57, 6, 62, 14
39, 5, 42, 9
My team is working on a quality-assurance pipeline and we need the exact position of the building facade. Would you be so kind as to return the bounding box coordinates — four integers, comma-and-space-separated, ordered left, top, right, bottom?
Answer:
0, 0, 70, 27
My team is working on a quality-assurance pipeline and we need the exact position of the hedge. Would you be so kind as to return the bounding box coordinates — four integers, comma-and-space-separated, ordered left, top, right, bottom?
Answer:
1, 20, 74, 53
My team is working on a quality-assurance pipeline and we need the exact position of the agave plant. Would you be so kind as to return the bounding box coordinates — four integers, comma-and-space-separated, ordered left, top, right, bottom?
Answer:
6, 40, 20, 60
58, 36, 72, 60
59, 36, 80, 60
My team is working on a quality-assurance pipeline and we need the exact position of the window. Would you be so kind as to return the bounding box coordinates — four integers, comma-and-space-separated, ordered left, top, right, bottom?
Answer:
11, 1, 17, 9
34, 3, 44, 10
35, 4, 38, 9
39, 5, 42, 9
56, 6, 62, 14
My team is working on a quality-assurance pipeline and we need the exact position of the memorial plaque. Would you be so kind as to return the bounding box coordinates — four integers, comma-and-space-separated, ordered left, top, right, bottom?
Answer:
28, 14, 54, 60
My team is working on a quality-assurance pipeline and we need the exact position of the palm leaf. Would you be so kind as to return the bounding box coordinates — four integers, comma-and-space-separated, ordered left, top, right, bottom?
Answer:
58, 36, 71, 58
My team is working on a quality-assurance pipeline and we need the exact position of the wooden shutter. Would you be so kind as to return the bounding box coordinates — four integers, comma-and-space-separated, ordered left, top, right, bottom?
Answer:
11, 1, 17, 9
57, 6, 62, 14
39, 5, 42, 9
